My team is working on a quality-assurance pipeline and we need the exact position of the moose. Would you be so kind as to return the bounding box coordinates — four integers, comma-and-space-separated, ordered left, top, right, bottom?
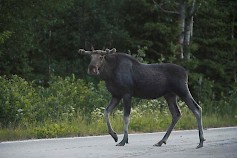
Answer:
78, 48, 205, 148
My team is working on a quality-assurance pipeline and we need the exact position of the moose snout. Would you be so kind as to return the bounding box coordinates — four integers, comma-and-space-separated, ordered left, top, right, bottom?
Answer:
88, 65, 100, 75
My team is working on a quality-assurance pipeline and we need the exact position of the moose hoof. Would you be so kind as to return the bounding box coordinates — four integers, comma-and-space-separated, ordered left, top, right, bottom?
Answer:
116, 139, 128, 146
110, 131, 118, 142
153, 140, 166, 147
196, 138, 206, 149
116, 142, 125, 146
196, 143, 203, 149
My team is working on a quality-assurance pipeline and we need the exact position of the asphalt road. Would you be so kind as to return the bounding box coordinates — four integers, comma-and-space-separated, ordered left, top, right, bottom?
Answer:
0, 127, 237, 158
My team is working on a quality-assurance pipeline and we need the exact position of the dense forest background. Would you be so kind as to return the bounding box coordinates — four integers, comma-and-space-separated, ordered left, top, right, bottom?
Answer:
1, 0, 236, 83
0, 0, 236, 139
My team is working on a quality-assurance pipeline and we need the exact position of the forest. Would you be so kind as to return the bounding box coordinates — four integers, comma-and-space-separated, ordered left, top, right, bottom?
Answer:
0, 0, 236, 140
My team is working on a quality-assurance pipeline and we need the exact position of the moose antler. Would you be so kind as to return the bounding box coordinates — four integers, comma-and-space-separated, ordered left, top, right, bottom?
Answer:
78, 49, 91, 55
100, 48, 116, 55
78, 48, 116, 55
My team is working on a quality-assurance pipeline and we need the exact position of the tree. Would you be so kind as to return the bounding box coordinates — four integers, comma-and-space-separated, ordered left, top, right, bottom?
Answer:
0, 0, 73, 80
0, 0, 130, 82
153, 0, 202, 60
193, 0, 237, 98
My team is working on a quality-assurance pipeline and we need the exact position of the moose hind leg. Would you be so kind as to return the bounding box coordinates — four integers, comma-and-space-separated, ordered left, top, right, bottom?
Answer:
105, 97, 121, 142
154, 94, 181, 147
183, 95, 206, 148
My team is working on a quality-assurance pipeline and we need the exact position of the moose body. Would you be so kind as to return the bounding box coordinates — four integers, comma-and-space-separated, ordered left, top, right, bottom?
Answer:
105, 55, 186, 99
79, 48, 205, 148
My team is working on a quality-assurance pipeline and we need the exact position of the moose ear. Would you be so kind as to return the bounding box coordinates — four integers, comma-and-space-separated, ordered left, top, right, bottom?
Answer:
104, 53, 116, 61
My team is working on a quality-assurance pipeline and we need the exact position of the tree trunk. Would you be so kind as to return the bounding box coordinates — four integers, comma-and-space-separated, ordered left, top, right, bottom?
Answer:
231, 14, 236, 82
179, 0, 185, 59
179, 0, 195, 60
153, 0, 197, 60
183, 14, 193, 60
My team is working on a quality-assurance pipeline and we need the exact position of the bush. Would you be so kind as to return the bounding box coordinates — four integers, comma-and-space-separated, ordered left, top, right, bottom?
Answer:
0, 75, 110, 127
0, 75, 41, 127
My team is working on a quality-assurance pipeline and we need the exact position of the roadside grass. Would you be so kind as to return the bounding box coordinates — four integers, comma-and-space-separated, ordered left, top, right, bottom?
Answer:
1, 109, 236, 142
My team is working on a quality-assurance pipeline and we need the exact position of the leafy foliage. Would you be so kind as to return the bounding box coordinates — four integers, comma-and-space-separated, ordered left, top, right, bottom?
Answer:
0, 75, 110, 128
0, 0, 237, 140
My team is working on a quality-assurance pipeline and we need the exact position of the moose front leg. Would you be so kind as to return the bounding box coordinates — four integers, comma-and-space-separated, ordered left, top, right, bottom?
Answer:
105, 97, 121, 142
116, 94, 132, 146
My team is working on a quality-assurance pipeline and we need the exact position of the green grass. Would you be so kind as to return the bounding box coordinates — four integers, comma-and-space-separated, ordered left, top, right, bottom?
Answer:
1, 110, 236, 142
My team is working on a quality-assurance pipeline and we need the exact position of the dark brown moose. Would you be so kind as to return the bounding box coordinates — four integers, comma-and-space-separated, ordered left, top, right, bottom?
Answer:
78, 48, 205, 148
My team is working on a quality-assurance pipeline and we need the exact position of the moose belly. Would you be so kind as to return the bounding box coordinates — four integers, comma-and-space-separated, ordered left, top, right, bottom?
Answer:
105, 79, 168, 99
133, 86, 166, 99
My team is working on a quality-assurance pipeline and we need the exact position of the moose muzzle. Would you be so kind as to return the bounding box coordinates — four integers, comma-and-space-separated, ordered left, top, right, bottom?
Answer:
88, 64, 100, 75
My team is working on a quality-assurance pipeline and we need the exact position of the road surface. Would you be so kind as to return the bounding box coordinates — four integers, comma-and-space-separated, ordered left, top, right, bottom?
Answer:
0, 127, 237, 158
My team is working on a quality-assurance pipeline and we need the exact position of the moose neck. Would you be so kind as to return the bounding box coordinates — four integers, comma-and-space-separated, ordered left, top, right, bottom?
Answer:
98, 54, 117, 81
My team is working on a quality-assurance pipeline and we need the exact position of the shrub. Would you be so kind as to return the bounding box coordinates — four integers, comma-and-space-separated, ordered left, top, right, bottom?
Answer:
0, 75, 111, 127
0, 75, 41, 127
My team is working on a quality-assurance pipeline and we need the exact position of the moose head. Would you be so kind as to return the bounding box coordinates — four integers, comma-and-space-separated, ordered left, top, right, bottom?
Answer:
78, 48, 116, 75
